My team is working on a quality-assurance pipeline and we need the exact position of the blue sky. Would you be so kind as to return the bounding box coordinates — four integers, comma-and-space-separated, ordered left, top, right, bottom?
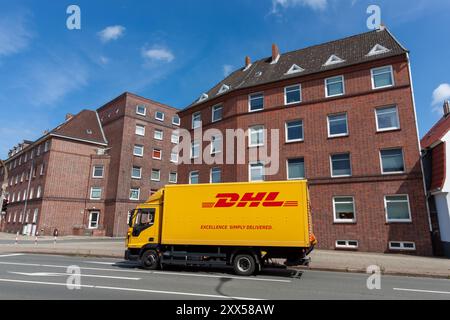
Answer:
0, 0, 449, 158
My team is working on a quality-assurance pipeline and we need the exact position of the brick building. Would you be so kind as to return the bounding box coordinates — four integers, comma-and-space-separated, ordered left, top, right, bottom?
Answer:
177, 28, 433, 255
0, 92, 179, 237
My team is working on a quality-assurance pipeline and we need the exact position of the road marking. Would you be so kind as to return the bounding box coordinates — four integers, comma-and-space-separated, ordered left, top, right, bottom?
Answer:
394, 288, 450, 296
0, 261, 291, 282
0, 278, 261, 300
9, 271, 141, 281
0, 254, 24, 258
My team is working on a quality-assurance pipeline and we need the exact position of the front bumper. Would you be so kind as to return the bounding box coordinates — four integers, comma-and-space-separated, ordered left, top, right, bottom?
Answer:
124, 249, 139, 261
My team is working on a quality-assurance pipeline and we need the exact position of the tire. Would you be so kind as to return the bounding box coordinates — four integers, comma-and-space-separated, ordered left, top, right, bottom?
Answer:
233, 254, 256, 276
140, 250, 160, 270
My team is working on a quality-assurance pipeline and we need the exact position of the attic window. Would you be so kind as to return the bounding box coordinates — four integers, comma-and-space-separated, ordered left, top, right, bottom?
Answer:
323, 54, 345, 66
255, 71, 263, 77
218, 84, 230, 95
367, 44, 390, 56
285, 64, 304, 75
86, 129, 93, 135
197, 93, 209, 103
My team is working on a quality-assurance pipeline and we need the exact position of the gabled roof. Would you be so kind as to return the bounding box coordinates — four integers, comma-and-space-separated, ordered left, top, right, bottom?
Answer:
421, 114, 450, 149
183, 28, 408, 111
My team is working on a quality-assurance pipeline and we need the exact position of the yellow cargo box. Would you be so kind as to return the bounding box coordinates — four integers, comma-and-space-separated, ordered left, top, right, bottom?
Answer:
160, 180, 311, 248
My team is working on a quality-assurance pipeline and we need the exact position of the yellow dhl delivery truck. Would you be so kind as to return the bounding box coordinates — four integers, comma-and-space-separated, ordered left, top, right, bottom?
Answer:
125, 180, 316, 276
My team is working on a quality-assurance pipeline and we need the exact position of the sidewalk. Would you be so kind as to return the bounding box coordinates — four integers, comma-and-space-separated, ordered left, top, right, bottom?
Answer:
0, 233, 448, 279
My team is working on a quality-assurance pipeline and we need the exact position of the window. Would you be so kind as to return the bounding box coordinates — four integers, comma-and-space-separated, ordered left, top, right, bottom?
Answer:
155, 111, 165, 121
380, 148, 404, 174
192, 112, 201, 129
22, 191, 27, 201
36, 186, 42, 198
385, 195, 411, 222
170, 151, 178, 163
135, 124, 145, 136
325, 76, 345, 97
133, 145, 144, 157
249, 93, 264, 112
375, 106, 400, 131
90, 187, 102, 200
136, 105, 146, 116
333, 197, 356, 223
287, 158, 305, 180
371, 66, 394, 89
151, 169, 161, 181
328, 113, 348, 137
131, 166, 142, 179
20, 172, 24, 183
285, 64, 304, 75
172, 115, 180, 126
40, 163, 45, 176
171, 132, 179, 144
335, 240, 359, 249
191, 141, 200, 159
284, 85, 301, 105
210, 168, 221, 183
93, 165, 104, 178
210, 135, 222, 154
249, 126, 264, 147
189, 171, 199, 184
29, 188, 34, 200
36, 145, 41, 156
169, 172, 177, 183
130, 188, 140, 200
285, 120, 304, 142
44, 141, 50, 152
154, 129, 163, 140
389, 241, 416, 251
88, 211, 100, 229
152, 149, 162, 160
249, 162, 264, 182
331, 153, 351, 177
212, 105, 223, 122
32, 208, 39, 223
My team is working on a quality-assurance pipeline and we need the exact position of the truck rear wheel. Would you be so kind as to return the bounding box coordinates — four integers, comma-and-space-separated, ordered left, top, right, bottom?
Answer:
140, 250, 160, 270
233, 254, 256, 276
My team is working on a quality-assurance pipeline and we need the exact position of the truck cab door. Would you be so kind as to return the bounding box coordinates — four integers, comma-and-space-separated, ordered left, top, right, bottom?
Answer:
129, 207, 158, 248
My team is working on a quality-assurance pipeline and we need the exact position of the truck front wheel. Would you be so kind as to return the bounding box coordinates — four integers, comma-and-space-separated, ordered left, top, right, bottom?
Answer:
140, 250, 160, 270
233, 254, 256, 276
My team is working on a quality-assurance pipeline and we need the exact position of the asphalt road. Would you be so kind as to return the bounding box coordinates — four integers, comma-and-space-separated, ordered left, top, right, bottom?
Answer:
0, 253, 449, 300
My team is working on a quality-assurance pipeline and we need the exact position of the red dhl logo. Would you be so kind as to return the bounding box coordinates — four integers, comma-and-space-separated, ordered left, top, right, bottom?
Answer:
202, 192, 299, 208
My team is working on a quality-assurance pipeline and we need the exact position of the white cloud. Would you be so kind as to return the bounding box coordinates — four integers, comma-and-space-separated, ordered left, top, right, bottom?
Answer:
142, 47, 175, 63
98, 25, 125, 43
223, 64, 233, 77
271, 0, 328, 13
99, 56, 110, 65
432, 83, 450, 110
0, 11, 33, 57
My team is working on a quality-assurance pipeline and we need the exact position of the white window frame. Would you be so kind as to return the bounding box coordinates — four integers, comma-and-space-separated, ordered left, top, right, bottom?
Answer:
379, 148, 405, 175
92, 165, 104, 178
155, 111, 165, 122
191, 141, 200, 159
249, 125, 265, 147
154, 129, 163, 141
375, 106, 400, 132
88, 211, 100, 229
169, 172, 178, 184
333, 196, 356, 223
285, 120, 304, 143
151, 169, 161, 181
249, 162, 265, 182
384, 195, 412, 223
327, 113, 348, 138
286, 158, 305, 180
371, 65, 394, 90
284, 84, 302, 105
210, 167, 222, 183
248, 93, 264, 112
32, 208, 39, 223
389, 241, 416, 251
210, 135, 222, 155
335, 240, 359, 249
192, 112, 201, 129
90, 187, 102, 200
36, 186, 42, 198
189, 171, 199, 184
129, 188, 140, 201
171, 133, 179, 144
330, 153, 352, 178
172, 116, 180, 126
170, 151, 179, 163
131, 166, 142, 179
152, 149, 162, 160
133, 145, 144, 157
325, 75, 345, 98
135, 124, 145, 136
212, 105, 223, 122
136, 105, 147, 116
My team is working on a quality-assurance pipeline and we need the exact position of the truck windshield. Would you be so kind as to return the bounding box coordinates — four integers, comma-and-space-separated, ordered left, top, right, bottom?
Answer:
135, 209, 155, 227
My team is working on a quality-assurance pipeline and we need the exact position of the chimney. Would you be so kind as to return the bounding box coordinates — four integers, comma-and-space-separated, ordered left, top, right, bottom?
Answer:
271, 43, 280, 64
444, 100, 450, 117
65, 113, 74, 121
244, 56, 251, 70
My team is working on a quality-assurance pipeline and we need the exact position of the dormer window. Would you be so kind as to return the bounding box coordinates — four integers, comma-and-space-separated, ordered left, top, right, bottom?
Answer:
367, 44, 390, 56
285, 64, 304, 75
323, 54, 345, 66
255, 71, 263, 77
197, 93, 208, 103
218, 84, 230, 95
